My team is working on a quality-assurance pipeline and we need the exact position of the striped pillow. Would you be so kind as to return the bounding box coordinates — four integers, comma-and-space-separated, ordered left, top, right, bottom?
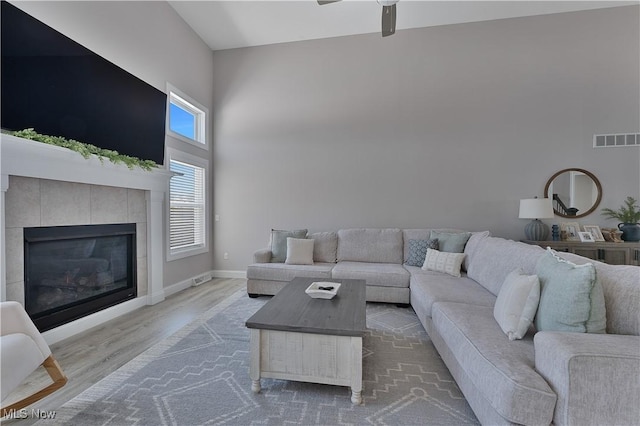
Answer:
422, 249, 466, 277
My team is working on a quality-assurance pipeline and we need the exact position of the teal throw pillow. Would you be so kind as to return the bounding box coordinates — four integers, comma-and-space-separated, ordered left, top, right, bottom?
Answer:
405, 239, 439, 267
534, 248, 606, 334
270, 229, 307, 263
429, 231, 472, 253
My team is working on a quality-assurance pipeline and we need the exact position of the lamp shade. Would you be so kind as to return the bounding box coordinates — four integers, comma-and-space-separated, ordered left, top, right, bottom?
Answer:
519, 198, 554, 219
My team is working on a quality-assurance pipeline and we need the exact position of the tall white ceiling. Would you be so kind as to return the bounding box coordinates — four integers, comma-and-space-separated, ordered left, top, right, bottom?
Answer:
168, 1, 638, 51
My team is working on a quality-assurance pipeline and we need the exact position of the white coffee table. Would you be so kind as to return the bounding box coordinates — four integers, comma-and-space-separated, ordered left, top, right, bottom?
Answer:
245, 277, 366, 404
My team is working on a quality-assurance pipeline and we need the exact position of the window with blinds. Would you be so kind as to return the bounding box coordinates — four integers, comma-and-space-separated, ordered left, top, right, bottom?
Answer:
169, 159, 206, 255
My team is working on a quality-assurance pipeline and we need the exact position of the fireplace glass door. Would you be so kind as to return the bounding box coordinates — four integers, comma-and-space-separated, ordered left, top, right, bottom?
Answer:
24, 223, 136, 331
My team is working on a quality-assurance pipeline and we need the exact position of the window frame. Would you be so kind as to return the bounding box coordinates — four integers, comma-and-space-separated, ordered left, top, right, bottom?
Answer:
166, 147, 209, 261
166, 83, 209, 150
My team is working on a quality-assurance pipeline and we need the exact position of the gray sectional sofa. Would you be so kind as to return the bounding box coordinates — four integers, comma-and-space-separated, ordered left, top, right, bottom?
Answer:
246, 228, 640, 425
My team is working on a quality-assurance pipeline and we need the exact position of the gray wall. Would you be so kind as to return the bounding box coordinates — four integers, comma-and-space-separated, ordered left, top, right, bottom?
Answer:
11, 1, 216, 287
212, 6, 640, 271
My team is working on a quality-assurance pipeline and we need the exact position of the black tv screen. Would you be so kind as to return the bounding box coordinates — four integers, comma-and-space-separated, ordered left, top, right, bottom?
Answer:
1, 1, 167, 165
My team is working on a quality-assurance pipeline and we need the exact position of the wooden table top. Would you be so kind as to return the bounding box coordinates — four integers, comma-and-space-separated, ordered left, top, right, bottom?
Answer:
245, 277, 366, 337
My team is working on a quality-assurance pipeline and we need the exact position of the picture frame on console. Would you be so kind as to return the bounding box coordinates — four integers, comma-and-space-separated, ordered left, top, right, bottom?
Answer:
561, 222, 581, 241
582, 225, 605, 242
578, 231, 595, 242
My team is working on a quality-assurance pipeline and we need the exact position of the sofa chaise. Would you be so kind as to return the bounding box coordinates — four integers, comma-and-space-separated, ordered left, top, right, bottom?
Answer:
246, 228, 640, 425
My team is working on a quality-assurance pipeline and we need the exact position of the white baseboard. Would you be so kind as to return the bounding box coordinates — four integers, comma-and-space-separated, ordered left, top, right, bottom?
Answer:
164, 276, 196, 297
212, 270, 246, 279
42, 297, 148, 345
147, 291, 166, 306
163, 269, 242, 297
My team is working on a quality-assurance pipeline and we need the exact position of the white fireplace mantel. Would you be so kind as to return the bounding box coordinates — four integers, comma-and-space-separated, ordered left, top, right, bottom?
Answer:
0, 134, 173, 191
0, 133, 174, 342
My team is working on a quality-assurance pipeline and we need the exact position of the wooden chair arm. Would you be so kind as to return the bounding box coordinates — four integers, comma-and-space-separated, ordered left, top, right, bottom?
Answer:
1, 355, 68, 417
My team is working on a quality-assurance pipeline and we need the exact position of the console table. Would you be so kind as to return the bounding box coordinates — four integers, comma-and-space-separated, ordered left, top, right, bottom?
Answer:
523, 240, 640, 266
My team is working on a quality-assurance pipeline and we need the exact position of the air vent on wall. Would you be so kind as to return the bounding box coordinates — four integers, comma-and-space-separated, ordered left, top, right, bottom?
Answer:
593, 133, 640, 148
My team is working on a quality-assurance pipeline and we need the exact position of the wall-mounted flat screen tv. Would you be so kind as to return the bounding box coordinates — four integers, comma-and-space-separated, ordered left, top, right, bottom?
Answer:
1, 1, 167, 165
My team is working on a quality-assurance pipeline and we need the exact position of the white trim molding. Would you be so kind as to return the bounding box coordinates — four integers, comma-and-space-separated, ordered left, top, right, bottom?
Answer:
0, 133, 175, 335
212, 270, 247, 279
165, 147, 210, 262
42, 297, 147, 345
166, 82, 210, 151
0, 174, 7, 302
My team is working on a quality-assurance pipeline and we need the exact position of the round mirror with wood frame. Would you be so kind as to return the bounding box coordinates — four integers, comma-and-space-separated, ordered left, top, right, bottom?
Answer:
544, 168, 602, 219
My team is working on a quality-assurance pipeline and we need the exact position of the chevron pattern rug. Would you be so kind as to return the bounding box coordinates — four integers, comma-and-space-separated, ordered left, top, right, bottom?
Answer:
43, 290, 479, 425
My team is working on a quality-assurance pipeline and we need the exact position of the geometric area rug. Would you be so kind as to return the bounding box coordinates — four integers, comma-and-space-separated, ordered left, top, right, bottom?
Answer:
39, 290, 479, 425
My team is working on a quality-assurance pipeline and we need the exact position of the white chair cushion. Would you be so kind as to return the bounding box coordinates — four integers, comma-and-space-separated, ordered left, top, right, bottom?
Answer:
1, 301, 51, 358
1, 333, 46, 401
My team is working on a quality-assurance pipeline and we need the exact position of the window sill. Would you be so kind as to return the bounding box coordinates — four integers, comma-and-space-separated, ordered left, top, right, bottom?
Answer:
166, 131, 209, 151
167, 245, 209, 262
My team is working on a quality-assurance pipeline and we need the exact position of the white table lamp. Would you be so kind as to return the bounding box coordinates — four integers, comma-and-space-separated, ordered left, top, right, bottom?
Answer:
519, 198, 554, 241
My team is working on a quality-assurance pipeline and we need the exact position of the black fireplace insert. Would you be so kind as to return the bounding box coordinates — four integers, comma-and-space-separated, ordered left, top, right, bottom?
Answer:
24, 223, 137, 331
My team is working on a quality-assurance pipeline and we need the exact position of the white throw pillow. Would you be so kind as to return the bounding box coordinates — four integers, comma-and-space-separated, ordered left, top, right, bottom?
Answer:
494, 269, 541, 341
422, 249, 466, 277
285, 238, 315, 265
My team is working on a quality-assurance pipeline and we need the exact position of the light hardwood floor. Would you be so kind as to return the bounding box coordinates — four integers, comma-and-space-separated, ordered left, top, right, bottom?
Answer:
2, 278, 246, 424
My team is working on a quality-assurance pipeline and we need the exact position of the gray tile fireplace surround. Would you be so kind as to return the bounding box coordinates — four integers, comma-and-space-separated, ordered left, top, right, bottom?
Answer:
4, 176, 148, 306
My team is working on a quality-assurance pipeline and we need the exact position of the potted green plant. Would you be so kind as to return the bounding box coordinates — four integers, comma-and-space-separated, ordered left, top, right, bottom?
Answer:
601, 196, 640, 242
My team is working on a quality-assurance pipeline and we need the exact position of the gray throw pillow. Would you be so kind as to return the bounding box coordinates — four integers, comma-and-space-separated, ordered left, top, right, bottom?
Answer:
429, 231, 472, 253
270, 229, 307, 263
405, 238, 439, 267
308, 231, 338, 263
534, 248, 606, 333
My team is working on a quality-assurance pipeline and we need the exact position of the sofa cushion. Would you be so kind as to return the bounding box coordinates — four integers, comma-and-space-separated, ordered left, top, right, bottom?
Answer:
270, 229, 307, 263
331, 261, 409, 288
405, 238, 439, 267
430, 230, 471, 253
402, 229, 466, 262
534, 248, 606, 334
493, 269, 540, 341
408, 267, 496, 319
247, 262, 334, 282
308, 231, 338, 263
466, 237, 545, 296
554, 251, 640, 336
432, 302, 556, 425
422, 249, 466, 277
462, 230, 490, 271
337, 228, 403, 264
285, 238, 314, 265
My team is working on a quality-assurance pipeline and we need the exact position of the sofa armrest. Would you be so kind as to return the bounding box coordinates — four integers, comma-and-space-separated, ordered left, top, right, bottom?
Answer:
534, 331, 640, 426
253, 248, 272, 263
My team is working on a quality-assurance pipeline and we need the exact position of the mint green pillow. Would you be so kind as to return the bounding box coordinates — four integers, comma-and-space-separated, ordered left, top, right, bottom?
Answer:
429, 231, 471, 253
270, 229, 307, 263
534, 248, 606, 333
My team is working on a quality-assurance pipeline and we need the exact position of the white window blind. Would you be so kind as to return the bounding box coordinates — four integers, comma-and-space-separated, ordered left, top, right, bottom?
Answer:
169, 159, 205, 253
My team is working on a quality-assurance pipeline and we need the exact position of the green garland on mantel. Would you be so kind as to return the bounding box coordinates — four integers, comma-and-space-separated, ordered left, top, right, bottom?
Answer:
8, 128, 158, 171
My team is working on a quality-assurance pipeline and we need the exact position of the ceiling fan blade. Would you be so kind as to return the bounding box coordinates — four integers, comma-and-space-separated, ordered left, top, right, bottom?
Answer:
381, 4, 396, 37
317, 0, 341, 4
